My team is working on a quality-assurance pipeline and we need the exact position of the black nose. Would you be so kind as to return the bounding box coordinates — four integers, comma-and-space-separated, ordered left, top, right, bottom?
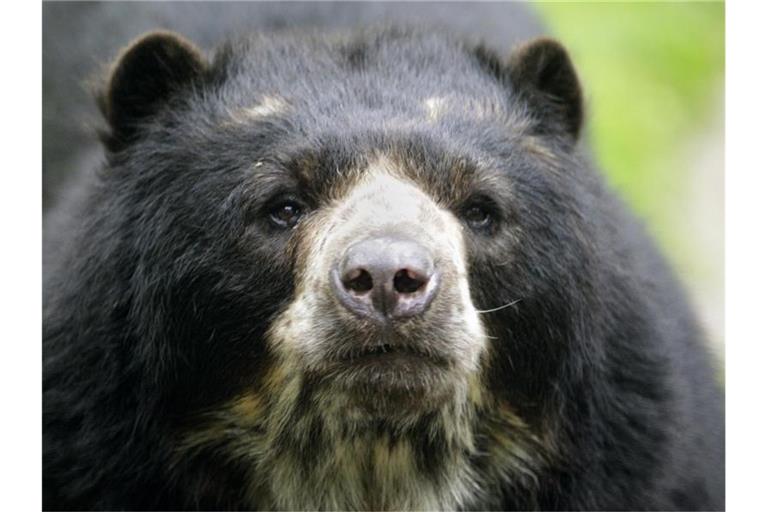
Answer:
332, 237, 439, 321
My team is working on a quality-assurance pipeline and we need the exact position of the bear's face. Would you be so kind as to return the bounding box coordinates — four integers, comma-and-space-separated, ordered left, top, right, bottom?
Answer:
93, 29, 587, 508
266, 157, 487, 416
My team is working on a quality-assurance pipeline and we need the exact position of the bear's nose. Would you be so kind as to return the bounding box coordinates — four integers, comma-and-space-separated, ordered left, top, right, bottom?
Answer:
332, 237, 439, 322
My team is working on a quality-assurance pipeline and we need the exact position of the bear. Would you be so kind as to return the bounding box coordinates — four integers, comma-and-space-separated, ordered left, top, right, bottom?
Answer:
43, 27, 725, 511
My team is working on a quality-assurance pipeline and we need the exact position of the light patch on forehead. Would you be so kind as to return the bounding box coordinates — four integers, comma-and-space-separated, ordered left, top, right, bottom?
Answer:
247, 95, 289, 117
521, 135, 560, 169
424, 96, 447, 122
422, 94, 508, 123
224, 95, 289, 125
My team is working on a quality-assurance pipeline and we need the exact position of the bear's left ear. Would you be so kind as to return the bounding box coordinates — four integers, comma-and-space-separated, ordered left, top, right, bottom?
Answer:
99, 31, 207, 151
508, 38, 583, 143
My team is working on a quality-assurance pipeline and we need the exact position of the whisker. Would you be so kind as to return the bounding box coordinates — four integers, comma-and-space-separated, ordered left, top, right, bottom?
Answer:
476, 299, 522, 314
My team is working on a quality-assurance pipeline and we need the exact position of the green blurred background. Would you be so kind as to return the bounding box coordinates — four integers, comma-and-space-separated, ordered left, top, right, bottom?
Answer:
533, 2, 725, 359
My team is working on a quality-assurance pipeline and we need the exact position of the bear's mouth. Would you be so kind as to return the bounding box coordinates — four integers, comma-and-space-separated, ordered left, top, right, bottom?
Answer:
317, 340, 457, 412
322, 341, 454, 398
339, 343, 447, 366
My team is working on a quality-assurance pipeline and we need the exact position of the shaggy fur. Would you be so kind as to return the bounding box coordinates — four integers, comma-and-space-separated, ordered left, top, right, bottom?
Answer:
43, 27, 724, 510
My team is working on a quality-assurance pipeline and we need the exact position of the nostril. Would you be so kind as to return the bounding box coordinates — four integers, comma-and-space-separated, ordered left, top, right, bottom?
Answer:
343, 268, 374, 293
393, 269, 427, 294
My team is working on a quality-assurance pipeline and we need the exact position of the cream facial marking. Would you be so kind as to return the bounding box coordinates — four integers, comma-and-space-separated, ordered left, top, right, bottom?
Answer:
424, 96, 447, 121
247, 95, 288, 117
521, 135, 562, 170
269, 157, 487, 376
423, 94, 509, 123
224, 95, 289, 125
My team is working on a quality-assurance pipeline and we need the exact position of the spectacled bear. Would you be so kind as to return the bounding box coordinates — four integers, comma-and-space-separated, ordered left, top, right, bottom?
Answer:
43, 26, 725, 511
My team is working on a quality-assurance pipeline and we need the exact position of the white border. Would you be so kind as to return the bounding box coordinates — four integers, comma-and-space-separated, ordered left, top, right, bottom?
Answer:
0, 1, 42, 509
725, 1, 768, 509
1, 1, 764, 509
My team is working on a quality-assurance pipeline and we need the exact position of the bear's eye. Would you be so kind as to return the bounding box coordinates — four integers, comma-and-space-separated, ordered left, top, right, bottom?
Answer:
268, 200, 304, 229
462, 204, 495, 231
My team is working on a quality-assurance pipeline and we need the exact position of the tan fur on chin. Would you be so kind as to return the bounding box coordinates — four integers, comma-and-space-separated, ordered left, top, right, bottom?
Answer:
175, 364, 553, 510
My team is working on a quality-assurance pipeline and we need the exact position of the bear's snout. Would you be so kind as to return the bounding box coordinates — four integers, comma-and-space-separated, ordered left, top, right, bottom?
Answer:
331, 236, 440, 323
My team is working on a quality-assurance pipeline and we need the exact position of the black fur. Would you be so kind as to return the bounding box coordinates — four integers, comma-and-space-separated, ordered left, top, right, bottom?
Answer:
43, 27, 724, 510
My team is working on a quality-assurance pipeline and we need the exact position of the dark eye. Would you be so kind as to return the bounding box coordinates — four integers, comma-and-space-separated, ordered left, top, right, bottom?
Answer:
463, 204, 494, 231
268, 200, 304, 229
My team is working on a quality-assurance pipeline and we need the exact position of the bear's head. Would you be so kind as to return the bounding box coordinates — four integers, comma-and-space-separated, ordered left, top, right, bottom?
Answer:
81, 28, 594, 509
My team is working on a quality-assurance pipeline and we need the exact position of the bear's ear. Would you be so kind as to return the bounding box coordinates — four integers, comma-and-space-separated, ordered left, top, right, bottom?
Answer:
508, 38, 583, 143
99, 31, 207, 150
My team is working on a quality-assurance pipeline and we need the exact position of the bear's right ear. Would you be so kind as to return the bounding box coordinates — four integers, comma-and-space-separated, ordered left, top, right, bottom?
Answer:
99, 31, 207, 151
508, 38, 583, 144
